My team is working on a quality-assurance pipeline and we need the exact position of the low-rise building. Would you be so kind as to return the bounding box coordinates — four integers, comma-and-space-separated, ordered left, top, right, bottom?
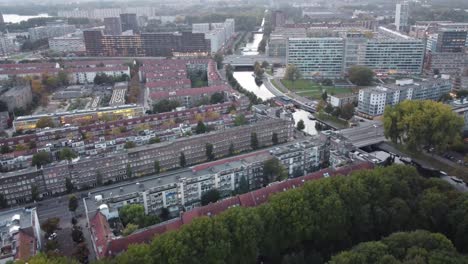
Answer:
67, 66, 130, 84
49, 36, 85, 53
329, 93, 357, 108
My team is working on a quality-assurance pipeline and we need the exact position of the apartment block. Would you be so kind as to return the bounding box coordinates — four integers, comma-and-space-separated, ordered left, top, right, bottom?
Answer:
287, 37, 345, 79
28, 24, 76, 41
357, 78, 451, 116
0, 85, 33, 112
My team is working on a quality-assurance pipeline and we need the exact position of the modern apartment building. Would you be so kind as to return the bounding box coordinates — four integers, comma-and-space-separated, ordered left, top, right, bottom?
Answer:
395, 0, 409, 32
0, 35, 16, 56
48, 36, 85, 52
357, 78, 452, 116
364, 27, 425, 75
287, 37, 345, 78
120, 13, 138, 33
286, 27, 425, 78
104, 17, 122, 35
84, 30, 210, 57
28, 24, 76, 41
193, 19, 235, 53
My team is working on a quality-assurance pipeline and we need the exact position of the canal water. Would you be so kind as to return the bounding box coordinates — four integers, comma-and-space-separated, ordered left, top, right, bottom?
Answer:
233, 15, 317, 135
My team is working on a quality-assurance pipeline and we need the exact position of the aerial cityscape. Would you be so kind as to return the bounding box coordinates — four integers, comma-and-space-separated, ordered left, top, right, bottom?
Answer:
0, 0, 466, 263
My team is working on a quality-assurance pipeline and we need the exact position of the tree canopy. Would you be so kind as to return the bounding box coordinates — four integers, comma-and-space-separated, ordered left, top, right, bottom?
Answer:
284, 64, 301, 83
32, 152, 52, 167
330, 230, 468, 264
153, 99, 180, 113
201, 189, 221, 205
383, 100, 464, 152
58, 147, 77, 161
35, 117, 55, 129
119, 204, 160, 228
21, 165, 468, 264
348, 66, 374, 86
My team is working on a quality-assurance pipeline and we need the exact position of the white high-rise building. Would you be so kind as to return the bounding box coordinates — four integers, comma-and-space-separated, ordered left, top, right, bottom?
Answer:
395, 0, 409, 32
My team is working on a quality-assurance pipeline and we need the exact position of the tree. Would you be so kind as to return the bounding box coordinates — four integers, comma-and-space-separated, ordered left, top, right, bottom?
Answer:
262, 61, 269, 69
322, 79, 333, 86
236, 175, 250, 194
71, 217, 78, 226
383, 100, 464, 152
68, 195, 78, 213
284, 64, 301, 90
206, 143, 215, 161
195, 120, 207, 134
119, 204, 159, 228
330, 230, 467, 264
213, 52, 224, 69
254, 61, 265, 78
0, 100, 8, 112
263, 158, 287, 185
272, 132, 279, 145
65, 178, 74, 193
31, 184, 39, 201
331, 107, 341, 117
340, 103, 355, 120
126, 164, 132, 178
124, 141, 136, 149
296, 120, 305, 131
348, 66, 374, 86
149, 137, 161, 144
234, 114, 247, 126
324, 104, 334, 113
72, 242, 89, 264
96, 171, 103, 186
1, 145, 11, 154
71, 226, 84, 243
228, 142, 235, 156
153, 99, 180, 113
35, 116, 55, 129
159, 207, 170, 221
123, 223, 139, 236
154, 160, 160, 174
41, 217, 60, 235
58, 147, 77, 161
0, 194, 8, 209
201, 189, 221, 205
322, 91, 328, 102
250, 132, 259, 150
179, 152, 186, 167
32, 152, 52, 167
210, 92, 225, 104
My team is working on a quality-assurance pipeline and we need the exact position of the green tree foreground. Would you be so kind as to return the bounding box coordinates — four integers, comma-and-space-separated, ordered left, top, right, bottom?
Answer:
21, 165, 468, 263
384, 100, 464, 152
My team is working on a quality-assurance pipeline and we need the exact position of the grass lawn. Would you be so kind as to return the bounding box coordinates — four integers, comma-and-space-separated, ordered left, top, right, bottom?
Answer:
280, 79, 352, 99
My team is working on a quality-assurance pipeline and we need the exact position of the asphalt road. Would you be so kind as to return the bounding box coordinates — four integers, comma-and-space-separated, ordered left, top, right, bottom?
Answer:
441, 176, 468, 192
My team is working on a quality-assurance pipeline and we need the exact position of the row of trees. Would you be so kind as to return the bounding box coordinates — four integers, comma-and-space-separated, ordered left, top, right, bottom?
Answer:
330, 230, 467, 263
93, 73, 129, 85
69, 165, 467, 264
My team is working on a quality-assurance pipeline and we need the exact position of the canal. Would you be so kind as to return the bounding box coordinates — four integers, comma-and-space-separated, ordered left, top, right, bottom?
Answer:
233, 15, 317, 135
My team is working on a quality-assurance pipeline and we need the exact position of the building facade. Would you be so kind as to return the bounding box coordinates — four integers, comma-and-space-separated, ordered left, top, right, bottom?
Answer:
357, 78, 452, 116
287, 37, 345, 79
104, 17, 122, 35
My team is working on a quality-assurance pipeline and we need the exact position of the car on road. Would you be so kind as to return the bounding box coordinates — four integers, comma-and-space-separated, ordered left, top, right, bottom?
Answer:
450, 176, 464, 184
48, 232, 57, 240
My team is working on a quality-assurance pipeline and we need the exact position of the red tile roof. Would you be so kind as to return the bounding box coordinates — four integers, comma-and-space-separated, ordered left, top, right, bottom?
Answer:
146, 79, 191, 89
63, 60, 127, 67
15, 229, 36, 261
0, 63, 57, 70
0, 68, 61, 75
90, 211, 112, 259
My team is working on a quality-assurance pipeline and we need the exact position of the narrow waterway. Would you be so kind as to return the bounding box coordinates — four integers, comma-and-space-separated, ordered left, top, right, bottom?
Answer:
233, 13, 317, 135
